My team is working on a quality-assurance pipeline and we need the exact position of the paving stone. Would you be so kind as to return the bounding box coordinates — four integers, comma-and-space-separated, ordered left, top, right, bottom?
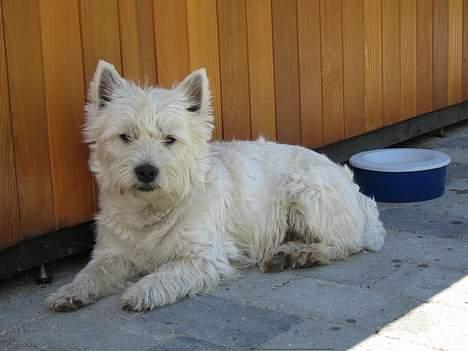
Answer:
371, 264, 466, 303
378, 230, 468, 271
349, 333, 441, 351
294, 249, 401, 288
249, 277, 418, 332
424, 274, 468, 311
256, 319, 371, 351
147, 336, 228, 351
3, 310, 159, 351
134, 295, 300, 349
373, 302, 468, 351
380, 207, 468, 241
212, 270, 303, 304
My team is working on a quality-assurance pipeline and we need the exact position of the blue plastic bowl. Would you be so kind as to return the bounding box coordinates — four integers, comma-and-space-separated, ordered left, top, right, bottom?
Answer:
349, 148, 451, 203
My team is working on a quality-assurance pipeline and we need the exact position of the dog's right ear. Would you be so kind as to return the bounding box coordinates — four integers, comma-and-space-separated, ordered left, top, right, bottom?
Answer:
88, 60, 124, 108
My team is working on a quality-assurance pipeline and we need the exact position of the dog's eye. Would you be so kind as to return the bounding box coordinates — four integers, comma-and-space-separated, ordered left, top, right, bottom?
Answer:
163, 136, 176, 145
119, 134, 132, 143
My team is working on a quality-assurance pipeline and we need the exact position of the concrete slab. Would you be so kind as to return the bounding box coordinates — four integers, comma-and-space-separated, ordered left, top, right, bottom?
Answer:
132, 295, 300, 349
248, 277, 418, 332
257, 319, 371, 351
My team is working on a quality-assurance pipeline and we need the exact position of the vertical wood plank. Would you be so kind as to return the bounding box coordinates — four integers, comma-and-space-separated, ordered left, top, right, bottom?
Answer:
416, 0, 433, 114
382, 0, 401, 125
246, 0, 276, 141
0, 0, 20, 248
320, 0, 344, 144
217, 0, 251, 140
401, 0, 417, 119
433, 0, 449, 109
342, 0, 365, 138
448, 0, 463, 105
3, 0, 55, 237
186, 0, 223, 140
297, 0, 323, 147
272, 0, 301, 145
364, 0, 383, 131
39, 0, 94, 228
118, 0, 157, 84
463, 0, 468, 100
153, 0, 189, 87
80, 0, 122, 84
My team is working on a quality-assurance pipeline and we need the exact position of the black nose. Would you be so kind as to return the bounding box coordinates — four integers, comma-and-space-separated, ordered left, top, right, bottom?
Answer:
135, 164, 158, 183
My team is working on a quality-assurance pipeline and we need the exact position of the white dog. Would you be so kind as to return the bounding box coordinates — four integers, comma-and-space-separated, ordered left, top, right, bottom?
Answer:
46, 61, 386, 312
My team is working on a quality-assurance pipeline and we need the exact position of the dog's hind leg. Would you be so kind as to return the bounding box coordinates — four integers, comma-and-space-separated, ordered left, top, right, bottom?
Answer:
260, 241, 345, 273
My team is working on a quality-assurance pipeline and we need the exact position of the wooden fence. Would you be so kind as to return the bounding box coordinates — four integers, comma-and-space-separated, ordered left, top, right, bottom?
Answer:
1, 0, 467, 249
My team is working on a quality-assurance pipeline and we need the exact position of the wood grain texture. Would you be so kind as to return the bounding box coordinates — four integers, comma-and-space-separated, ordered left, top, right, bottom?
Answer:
433, 0, 449, 109
118, 0, 157, 84
246, 0, 276, 141
448, 0, 463, 105
400, 0, 417, 119
320, 0, 344, 144
463, 0, 468, 100
217, 0, 251, 140
39, 0, 94, 228
187, 0, 223, 139
382, 0, 401, 125
272, 0, 301, 145
0, 0, 20, 248
80, 0, 122, 84
297, 0, 323, 147
3, 0, 55, 237
416, 0, 433, 114
364, 0, 383, 131
153, 0, 189, 88
342, 0, 365, 138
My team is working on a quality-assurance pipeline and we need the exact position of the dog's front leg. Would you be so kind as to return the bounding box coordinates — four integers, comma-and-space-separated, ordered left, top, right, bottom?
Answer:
46, 254, 135, 312
121, 257, 220, 311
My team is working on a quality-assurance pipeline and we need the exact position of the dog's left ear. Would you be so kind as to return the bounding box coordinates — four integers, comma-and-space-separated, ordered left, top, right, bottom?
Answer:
176, 68, 211, 115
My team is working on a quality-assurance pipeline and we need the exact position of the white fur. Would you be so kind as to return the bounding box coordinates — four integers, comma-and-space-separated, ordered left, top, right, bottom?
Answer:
46, 61, 386, 312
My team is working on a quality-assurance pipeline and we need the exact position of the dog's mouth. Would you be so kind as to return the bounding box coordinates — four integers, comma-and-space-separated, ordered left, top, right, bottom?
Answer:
134, 183, 160, 192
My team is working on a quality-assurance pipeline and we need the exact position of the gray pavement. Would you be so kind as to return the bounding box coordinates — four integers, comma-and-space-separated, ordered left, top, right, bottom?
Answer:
1, 122, 468, 351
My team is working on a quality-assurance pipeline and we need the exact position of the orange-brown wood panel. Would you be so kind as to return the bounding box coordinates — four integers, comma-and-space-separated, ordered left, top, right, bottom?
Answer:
363, 0, 383, 131
342, 0, 366, 138
186, 0, 223, 140
0, 0, 20, 249
153, 0, 189, 88
2, 0, 55, 237
382, 0, 401, 125
448, 0, 463, 105
39, 0, 94, 228
118, 0, 157, 85
320, 0, 344, 144
463, 0, 468, 100
433, 0, 449, 109
80, 0, 122, 84
297, 0, 323, 148
272, 0, 301, 145
217, 0, 251, 140
416, 0, 433, 114
246, 0, 276, 141
401, 0, 417, 119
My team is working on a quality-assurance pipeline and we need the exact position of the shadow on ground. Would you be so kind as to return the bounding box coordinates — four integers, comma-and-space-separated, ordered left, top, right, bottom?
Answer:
1, 121, 468, 351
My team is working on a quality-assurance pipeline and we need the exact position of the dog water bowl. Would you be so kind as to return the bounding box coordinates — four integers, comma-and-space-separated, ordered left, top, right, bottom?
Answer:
350, 148, 451, 202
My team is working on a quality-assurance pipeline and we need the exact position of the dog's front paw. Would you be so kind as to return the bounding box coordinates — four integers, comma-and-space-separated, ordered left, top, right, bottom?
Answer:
46, 286, 85, 312
121, 285, 152, 312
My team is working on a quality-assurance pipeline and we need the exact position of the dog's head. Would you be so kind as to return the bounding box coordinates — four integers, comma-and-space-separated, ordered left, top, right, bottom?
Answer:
84, 61, 213, 202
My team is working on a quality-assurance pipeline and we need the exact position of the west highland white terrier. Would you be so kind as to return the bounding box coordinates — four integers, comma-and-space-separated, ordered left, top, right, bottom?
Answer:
47, 61, 386, 312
